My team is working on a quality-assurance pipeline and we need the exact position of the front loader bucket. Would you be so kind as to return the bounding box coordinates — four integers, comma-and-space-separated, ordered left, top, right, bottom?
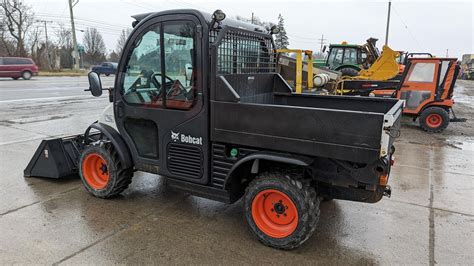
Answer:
24, 137, 81, 179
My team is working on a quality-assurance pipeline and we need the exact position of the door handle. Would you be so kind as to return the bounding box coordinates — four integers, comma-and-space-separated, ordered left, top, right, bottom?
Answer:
115, 101, 124, 118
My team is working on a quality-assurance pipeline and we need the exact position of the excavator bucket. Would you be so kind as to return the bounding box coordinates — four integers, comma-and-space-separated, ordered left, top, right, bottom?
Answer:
358, 45, 400, 81
24, 136, 82, 179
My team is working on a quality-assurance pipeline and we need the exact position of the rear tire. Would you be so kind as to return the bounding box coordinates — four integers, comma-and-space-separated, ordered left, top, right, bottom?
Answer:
419, 107, 449, 133
12, 77, 19, 80
338, 67, 360, 77
79, 143, 133, 198
243, 169, 320, 250
22, 71, 32, 80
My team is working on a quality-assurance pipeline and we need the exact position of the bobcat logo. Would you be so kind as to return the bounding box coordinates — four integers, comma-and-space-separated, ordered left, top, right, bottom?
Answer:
171, 131, 180, 141
170, 130, 203, 145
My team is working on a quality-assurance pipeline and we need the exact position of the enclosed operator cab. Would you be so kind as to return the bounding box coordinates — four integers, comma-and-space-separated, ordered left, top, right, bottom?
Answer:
326, 44, 367, 75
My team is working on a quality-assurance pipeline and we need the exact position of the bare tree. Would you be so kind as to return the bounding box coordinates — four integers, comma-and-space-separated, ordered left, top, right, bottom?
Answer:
0, 21, 15, 56
54, 24, 75, 69
116, 28, 132, 55
0, 0, 35, 56
55, 24, 73, 49
83, 27, 106, 65
27, 25, 41, 60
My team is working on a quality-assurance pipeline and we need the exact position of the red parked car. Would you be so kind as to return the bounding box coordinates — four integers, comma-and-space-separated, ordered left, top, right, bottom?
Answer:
0, 57, 38, 80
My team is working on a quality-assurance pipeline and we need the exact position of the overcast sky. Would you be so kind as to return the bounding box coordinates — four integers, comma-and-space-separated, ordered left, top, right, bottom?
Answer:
26, 0, 473, 59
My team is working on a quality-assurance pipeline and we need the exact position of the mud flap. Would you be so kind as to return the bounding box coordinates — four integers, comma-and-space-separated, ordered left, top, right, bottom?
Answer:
23, 137, 82, 179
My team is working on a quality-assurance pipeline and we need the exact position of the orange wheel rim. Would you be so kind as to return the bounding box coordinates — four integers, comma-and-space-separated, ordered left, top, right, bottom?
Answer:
82, 153, 109, 190
426, 113, 442, 128
251, 189, 298, 238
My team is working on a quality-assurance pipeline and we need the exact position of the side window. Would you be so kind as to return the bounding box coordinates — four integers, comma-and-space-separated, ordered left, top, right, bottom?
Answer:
359, 51, 367, 64
0, 58, 3, 65
328, 48, 343, 68
343, 48, 357, 65
122, 24, 163, 106
327, 49, 336, 67
438, 61, 450, 84
121, 22, 196, 111
408, 62, 436, 82
4, 58, 17, 65
162, 22, 196, 110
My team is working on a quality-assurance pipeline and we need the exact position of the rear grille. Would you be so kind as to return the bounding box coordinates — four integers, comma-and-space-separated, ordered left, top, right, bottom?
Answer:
167, 143, 203, 179
211, 143, 257, 188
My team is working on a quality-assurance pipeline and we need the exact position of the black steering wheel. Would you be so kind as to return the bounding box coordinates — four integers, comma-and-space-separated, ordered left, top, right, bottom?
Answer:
151, 73, 174, 89
147, 73, 173, 100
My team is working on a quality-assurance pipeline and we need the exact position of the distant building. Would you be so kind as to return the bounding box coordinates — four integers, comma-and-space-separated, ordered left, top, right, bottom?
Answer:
460, 54, 474, 80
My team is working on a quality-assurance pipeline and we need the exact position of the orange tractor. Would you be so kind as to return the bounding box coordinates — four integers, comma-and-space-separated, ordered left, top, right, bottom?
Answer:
370, 57, 463, 132
326, 54, 464, 133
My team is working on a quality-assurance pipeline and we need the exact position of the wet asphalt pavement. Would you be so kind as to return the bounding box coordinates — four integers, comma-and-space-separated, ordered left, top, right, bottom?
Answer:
0, 77, 473, 264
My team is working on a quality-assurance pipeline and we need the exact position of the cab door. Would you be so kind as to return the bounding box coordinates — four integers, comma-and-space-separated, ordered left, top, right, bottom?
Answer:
397, 59, 439, 114
114, 15, 209, 184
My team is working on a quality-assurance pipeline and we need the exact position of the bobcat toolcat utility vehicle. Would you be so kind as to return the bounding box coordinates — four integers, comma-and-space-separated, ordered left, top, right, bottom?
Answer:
25, 9, 404, 249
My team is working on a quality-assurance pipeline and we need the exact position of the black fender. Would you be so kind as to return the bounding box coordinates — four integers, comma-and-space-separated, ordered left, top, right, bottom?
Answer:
223, 152, 313, 189
84, 122, 133, 169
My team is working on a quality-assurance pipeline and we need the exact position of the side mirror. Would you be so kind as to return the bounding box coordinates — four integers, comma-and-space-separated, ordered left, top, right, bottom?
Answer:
322, 45, 327, 53
270, 25, 280, 35
88, 72, 103, 97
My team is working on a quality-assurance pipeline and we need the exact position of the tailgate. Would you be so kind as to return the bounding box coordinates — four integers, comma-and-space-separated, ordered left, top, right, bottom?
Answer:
380, 99, 404, 157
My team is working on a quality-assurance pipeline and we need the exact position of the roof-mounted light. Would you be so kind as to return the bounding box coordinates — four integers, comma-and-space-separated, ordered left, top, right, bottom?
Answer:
212, 10, 226, 22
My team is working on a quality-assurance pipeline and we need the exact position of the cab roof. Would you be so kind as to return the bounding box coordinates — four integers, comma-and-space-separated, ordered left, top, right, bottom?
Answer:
132, 9, 268, 33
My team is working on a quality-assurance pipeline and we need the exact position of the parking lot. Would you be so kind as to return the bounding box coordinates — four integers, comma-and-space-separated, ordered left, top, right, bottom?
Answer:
0, 76, 473, 264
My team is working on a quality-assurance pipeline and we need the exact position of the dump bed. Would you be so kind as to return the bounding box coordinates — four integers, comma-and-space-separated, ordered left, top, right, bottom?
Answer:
211, 73, 403, 164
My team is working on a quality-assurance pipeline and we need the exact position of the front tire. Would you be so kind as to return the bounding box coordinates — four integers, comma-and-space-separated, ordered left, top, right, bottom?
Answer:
419, 107, 449, 133
243, 169, 320, 250
79, 143, 133, 198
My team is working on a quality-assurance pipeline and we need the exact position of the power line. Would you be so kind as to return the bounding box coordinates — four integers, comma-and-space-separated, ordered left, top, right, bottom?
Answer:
391, 5, 423, 50
318, 34, 326, 53
36, 13, 129, 31
287, 33, 319, 40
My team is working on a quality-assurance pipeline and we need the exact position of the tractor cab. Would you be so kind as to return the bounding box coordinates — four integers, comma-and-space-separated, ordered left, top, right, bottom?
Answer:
326, 44, 366, 70
323, 38, 380, 76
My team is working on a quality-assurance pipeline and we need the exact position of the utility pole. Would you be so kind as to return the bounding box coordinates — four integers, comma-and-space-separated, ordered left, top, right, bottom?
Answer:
446, 49, 449, 57
68, 0, 80, 70
318, 34, 326, 53
251, 12, 254, 24
37, 20, 53, 69
385, 0, 391, 45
